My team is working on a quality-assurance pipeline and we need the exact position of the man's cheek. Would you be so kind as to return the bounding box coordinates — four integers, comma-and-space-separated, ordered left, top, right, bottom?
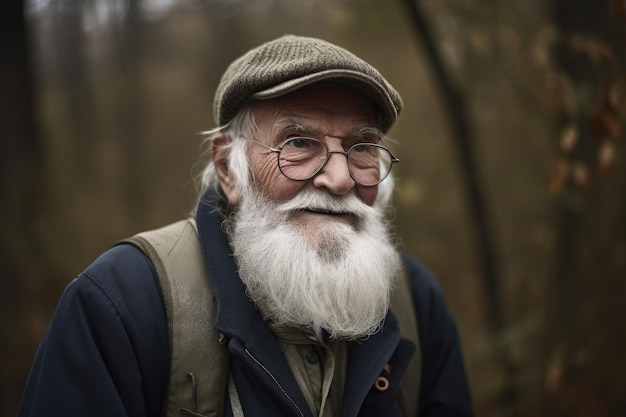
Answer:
356, 185, 378, 206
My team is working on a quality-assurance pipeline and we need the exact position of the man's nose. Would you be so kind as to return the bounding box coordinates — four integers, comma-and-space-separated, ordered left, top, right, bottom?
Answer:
311, 150, 355, 195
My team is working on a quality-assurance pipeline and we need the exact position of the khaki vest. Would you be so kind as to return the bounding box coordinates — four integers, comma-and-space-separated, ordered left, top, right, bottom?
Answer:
123, 219, 421, 417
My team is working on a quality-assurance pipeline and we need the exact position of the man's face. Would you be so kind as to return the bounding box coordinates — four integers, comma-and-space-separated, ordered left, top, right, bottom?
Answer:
216, 82, 401, 338
243, 82, 380, 228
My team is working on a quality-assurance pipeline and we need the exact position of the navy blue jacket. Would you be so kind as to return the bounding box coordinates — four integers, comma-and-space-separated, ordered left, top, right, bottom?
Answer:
18, 194, 473, 417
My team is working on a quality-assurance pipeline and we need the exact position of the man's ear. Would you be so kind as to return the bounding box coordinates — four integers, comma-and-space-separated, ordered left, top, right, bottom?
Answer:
211, 133, 240, 206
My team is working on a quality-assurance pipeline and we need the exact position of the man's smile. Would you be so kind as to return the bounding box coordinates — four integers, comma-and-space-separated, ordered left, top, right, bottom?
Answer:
293, 209, 356, 227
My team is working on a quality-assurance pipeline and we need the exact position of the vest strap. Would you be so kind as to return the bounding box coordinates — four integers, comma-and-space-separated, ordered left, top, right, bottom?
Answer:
121, 219, 229, 417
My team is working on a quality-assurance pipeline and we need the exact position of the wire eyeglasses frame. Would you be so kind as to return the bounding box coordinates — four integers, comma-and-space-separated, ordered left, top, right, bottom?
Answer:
247, 137, 399, 187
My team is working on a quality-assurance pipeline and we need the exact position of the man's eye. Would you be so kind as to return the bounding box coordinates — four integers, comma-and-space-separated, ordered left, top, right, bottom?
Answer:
290, 138, 312, 149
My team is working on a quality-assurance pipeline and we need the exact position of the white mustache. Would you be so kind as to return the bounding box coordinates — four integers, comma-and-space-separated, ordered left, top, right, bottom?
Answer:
276, 188, 375, 219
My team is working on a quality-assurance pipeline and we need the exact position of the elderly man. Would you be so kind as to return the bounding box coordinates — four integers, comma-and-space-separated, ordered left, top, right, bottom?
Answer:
19, 35, 473, 417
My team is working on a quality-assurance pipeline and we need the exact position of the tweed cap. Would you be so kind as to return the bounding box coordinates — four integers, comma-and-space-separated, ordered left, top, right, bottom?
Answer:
214, 35, 403, 133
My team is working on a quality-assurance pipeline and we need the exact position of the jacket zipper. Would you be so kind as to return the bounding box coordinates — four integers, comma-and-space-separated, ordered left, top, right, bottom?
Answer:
244, 348, 305, 417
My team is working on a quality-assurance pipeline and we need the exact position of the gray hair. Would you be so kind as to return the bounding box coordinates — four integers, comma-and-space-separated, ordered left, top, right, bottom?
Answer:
198, 106, 257, 204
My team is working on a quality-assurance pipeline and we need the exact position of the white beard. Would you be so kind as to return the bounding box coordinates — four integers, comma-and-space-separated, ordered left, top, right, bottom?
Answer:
229, 185, 402, 340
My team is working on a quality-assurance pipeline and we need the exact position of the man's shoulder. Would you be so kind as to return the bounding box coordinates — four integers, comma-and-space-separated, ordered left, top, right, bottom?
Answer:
72, 243, 164, 317
400, 252, 441, 294
81, 243, 157, 286
399, 252, 455, 326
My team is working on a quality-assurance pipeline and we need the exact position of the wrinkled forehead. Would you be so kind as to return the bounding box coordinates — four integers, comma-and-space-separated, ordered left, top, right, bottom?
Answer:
250, 82, 381, 139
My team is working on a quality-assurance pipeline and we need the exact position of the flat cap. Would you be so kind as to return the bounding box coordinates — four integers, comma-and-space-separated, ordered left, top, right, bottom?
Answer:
214, 35, 403, 133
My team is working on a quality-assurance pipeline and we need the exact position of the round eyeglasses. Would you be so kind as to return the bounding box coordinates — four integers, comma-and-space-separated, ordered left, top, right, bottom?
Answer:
248, 137, 399, 186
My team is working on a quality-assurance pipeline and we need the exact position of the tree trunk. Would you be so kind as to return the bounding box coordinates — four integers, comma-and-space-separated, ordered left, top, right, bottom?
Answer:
0, 1, 45, 415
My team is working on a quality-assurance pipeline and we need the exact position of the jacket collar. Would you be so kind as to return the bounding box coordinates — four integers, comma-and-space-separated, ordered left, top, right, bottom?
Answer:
194, 190, 271, 342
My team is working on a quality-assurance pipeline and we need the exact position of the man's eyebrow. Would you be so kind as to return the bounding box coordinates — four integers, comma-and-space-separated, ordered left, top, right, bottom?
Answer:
276, 121, 384, 142
348, 126, 385, 142
275, 121, 322, 136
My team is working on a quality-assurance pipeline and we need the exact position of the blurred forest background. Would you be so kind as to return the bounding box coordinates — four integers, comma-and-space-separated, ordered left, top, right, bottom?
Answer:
2, 0, 626, 415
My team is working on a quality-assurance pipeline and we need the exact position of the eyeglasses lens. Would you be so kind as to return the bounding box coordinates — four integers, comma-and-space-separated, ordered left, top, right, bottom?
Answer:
278, 138, 327, 181
349, 144, 387, 186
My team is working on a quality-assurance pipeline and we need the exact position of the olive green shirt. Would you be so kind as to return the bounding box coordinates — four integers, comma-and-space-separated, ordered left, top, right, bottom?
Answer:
266, 321, 348, 417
